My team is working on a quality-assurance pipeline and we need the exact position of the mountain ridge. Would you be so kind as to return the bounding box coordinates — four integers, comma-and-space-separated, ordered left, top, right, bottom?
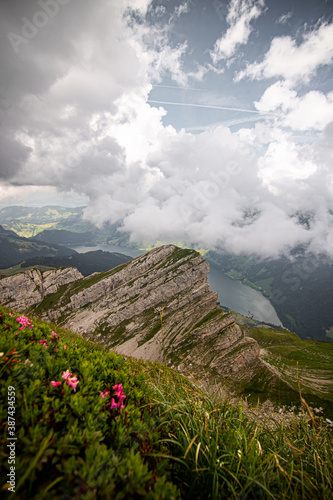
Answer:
0, 244, 295, 400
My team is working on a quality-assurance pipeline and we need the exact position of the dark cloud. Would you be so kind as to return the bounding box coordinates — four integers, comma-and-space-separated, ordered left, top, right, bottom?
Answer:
0, 135, 31, 180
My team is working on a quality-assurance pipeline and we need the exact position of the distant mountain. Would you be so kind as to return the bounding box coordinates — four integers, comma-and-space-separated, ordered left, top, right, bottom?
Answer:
0, 206, 129, 246
32, 229, 95, 245
0, 206, 95, 238
0, 225, 77, 268
20, 250, 132, 277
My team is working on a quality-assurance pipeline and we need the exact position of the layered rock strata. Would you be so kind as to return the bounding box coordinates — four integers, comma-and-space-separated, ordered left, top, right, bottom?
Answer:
0, 267, 83, 311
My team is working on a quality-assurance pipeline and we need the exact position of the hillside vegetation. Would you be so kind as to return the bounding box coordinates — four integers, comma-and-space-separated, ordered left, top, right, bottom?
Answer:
1, 306, 333, 499
0, 225, 76, 268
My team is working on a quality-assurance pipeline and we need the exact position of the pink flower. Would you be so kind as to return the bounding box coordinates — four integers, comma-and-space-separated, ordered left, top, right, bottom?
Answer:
67, 376, 79, 392
100, 384, 126, 411
16, 316, 33, 329
62, 370, 79, 391
110, 384, 126, 411
63, 345, 67, 350
99, 388, 110, 399
62, 370, 72, 380
51, 381, 61, 387
50, 332, 58, 337
110, 398, 119, 410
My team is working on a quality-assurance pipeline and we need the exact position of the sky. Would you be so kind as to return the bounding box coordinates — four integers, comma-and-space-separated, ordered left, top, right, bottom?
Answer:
0, 0, 333, 258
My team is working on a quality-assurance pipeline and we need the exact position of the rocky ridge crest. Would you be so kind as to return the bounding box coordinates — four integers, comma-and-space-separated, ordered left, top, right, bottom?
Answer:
0, 245, 288, 391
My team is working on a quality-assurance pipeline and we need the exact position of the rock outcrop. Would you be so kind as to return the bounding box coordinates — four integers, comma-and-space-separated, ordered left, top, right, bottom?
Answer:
0, 245, 287, 390
0, 267, 83, 311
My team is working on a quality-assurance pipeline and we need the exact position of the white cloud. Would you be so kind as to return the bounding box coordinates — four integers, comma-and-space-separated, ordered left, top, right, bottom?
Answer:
255, 81, 333, 131
236, 21, 333, 84
258, 140, 318, 188
211, 0, 265, 63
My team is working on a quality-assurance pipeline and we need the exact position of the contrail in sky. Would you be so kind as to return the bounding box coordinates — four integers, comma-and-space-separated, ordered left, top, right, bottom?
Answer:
148, 100, 261, 114
152, 85, 203, 91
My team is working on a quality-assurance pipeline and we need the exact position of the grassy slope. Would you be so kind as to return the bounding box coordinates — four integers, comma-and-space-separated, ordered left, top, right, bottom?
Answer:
0, 263, 55, 277
1, 306, 333, 499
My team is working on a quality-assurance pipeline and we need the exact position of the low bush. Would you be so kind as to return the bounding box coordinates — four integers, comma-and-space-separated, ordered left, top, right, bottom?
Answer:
0, 306, 178, 499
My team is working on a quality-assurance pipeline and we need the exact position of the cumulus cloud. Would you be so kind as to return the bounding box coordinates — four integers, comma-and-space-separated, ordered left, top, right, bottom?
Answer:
255, 81, 333, 131
236, 21, 333, 84
210, 0, 265, 63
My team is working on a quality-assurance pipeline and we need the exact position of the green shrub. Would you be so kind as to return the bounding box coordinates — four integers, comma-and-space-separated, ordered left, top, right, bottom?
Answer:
0, 306, 178, 499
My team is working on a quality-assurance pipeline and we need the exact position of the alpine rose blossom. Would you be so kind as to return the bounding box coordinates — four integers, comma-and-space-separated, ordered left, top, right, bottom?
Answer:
62, 370, 79, 391
67, 376, 79, 392
51, 381, 61, 387
100, 388, 110, 399
62, 370, 72, 380
100, 383, 126, 412
16, 316, 33, 329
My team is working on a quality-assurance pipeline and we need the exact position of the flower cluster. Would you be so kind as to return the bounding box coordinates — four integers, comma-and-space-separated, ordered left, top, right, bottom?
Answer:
100, 383, 126, 412
39, 331, 59, 353
62, 370, 79, 391
51, 370, 79, 392
16, 316, 33, 330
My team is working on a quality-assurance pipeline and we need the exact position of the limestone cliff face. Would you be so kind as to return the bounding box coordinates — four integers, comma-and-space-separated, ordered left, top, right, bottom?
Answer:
0, 245, 282, 389
0, 267, 83, 312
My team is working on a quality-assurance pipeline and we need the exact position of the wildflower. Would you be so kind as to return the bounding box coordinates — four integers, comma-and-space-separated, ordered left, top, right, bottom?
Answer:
62, 370, 72, 380
39, 339, 48, 348
62, 370, 79, 391
67, 376, 79, 392
0, 352, 4, 357
63, 345, 67, 350
50, 332, 58, 337
100, 388, 110, 399
111, 383, 126, 411
51, 381, 61, 387
110, 399, 119, 410
100, 383, 126, 412
16, 316, 33, 329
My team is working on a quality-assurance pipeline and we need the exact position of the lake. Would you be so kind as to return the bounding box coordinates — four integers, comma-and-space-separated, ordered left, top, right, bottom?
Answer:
69, 244, 283, 327
207, 264, 283, 326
